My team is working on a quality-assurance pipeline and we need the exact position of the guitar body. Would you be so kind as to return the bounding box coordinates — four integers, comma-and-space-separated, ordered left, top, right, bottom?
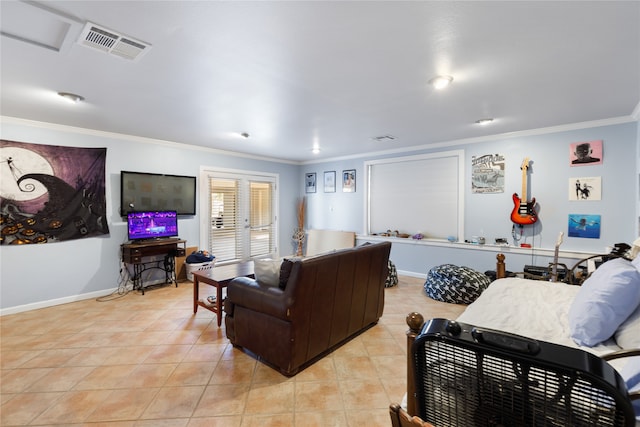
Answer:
511, 157, 538, 225
511, 193, 537, 225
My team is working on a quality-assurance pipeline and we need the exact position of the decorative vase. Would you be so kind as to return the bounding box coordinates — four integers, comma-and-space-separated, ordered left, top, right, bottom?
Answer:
292, 228, 305, 256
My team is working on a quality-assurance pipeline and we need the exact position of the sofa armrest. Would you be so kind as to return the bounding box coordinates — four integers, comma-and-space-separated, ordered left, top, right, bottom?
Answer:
225, 276, 290, 320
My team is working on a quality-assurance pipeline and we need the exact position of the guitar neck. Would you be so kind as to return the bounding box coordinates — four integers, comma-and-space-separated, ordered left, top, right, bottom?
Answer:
521, 165, 528, 202
550, 232, 564, 282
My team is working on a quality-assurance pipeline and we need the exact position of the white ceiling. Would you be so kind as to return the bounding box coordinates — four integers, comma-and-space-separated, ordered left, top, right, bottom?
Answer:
1, 1, 639, 163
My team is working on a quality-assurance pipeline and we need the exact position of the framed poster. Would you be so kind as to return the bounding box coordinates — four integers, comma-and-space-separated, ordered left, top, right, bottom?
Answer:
324, 171, 336, 193
342, 169, 356, 192
569, 177, 601, 201
305, 172, 316, 193
570, 140, 602, 166
568, 214, 601, 239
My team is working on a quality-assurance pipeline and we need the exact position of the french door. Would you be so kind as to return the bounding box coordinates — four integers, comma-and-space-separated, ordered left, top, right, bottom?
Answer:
200, 168, 278, 264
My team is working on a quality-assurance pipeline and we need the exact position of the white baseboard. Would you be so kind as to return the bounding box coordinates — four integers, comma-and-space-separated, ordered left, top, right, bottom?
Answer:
0, 288, 119, 316
397, 269, 426, 279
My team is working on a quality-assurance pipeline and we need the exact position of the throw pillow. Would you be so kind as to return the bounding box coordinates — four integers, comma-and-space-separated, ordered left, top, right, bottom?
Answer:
254, 258, 282, 287
279, 259, 295, 290
568, 257, 640, 347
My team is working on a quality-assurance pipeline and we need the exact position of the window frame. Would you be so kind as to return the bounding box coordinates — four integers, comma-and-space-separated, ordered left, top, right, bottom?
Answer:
364, 150, 465, 241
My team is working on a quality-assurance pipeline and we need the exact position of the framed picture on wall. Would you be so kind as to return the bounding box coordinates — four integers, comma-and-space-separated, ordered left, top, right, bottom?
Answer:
305, 173, 316, 193
569, 177, 601, 201
570, 140, 603, 166
342, 169, 356, 192
324, 171, 336, 193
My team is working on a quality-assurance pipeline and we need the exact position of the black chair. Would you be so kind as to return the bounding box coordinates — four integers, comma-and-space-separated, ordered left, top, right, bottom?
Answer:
411, 318, 637, 427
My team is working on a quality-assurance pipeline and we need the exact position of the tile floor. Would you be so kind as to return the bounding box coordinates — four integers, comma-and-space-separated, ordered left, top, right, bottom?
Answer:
0, 276, 466, 426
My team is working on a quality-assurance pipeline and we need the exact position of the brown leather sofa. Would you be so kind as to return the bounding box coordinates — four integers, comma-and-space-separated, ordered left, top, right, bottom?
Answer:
224, 241, 391, 376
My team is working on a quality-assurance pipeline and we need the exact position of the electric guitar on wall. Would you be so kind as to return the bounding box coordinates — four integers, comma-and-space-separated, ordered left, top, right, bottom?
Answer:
550, 231, 564, 282
510, 157, 538, 225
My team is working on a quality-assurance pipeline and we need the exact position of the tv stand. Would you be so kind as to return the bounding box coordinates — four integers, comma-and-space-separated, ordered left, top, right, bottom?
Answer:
121, 239, 186, 294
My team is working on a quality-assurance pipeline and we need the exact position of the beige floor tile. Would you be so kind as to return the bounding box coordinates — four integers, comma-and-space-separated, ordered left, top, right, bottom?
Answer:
119, 363, 178, 388
31, 389, 114, 424
187, 415, 242, 426
143, 344, 192, 364
86, 387, 160, 422
0, 367, 53, 393
182, 343, 228, 362
141, 385, 205, 419
164, 361, 217, 386
27, 366, 95, 392
0, 391, 64, 425
294, 381, 343, 412
344, 408, 391, 427
244, 381, 295, 414
0, 349, 40, 369
293, 357, 337, 382
293, 410, 349, 427
73, 364, 138, 390
193, 383, 250, 417
339, 378, 391, 410
333, 356, 377, 380
0, 275, 461, 425
209, 358, 256, 384
240, 413, 295, 427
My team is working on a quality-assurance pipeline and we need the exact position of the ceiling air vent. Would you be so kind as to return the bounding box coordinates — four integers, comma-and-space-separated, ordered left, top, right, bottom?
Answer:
371, 135, 397, 142
77, 22, 151, 61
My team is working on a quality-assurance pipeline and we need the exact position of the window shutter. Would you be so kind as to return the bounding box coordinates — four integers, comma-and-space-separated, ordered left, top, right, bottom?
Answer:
367, 151, 463, 240
249, 180, 274, 257
209, 177, 240, 262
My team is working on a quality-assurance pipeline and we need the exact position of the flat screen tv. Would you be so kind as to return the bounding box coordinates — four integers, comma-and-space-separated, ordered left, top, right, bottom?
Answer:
121, 171, 196, 216
127, 210, 179, 241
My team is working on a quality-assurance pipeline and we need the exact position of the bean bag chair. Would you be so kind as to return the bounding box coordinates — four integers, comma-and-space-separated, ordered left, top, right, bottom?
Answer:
424, 264, 491, 304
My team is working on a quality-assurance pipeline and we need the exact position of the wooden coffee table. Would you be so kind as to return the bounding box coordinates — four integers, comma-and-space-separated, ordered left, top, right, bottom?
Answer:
192, 261, 254, 327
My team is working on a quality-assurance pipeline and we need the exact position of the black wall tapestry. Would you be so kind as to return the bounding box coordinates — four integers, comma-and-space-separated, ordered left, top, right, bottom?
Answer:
0, 140, 109, 245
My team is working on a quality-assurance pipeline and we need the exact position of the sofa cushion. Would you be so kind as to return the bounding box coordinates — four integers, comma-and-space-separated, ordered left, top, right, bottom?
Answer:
568, 257, 640, 347
424, 264, 491, 304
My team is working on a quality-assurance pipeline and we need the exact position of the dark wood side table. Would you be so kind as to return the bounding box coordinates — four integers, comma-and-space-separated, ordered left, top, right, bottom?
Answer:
192, 261, 254, 327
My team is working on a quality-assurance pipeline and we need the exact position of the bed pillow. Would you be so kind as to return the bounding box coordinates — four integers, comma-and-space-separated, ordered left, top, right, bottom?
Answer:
615, 301, 640, 349
254, 258, 282, 287
619, 357, 640, 421
568, 257, 640, 347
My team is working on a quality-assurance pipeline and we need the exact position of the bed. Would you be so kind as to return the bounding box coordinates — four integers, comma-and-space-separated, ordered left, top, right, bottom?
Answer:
397, 253, 640, 426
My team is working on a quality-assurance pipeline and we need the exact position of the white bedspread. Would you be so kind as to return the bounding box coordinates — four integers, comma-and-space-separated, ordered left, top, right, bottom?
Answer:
456, 278, 622, 358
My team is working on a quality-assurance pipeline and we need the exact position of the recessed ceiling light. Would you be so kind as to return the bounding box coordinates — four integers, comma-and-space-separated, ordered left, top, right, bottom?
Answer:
57, 92, 84, 103
428, 75, 453, 90
475, 118, 494, 125
312, 147, 320, 154
240, 132, 250, 138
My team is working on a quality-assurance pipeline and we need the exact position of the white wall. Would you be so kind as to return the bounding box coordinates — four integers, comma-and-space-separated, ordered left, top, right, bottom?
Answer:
0, 118, 300, 313
302, 121, 638, 275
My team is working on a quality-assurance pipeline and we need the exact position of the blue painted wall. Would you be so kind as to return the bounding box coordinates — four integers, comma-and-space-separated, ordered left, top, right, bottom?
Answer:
301, 121, 639, 276
0, 118, 637, 312
0, 120, 299, 312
